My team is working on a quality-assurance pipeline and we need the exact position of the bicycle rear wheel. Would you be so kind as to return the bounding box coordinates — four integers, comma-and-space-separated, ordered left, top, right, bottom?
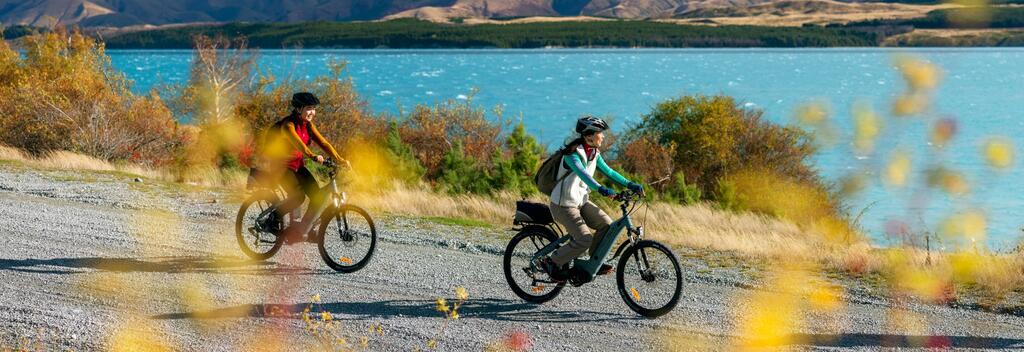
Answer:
318, 205, 377, 273
235, 191, 285, 260
616, 240, 683, 318
503, 228, 565, 304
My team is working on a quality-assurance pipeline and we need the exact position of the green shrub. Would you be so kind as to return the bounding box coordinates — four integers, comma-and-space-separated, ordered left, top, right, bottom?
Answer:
500, 122, 544, 195
437, 141, 490, 194
383, 121, 426, 184
714, 178, 741, 211
664, 171, 702, 205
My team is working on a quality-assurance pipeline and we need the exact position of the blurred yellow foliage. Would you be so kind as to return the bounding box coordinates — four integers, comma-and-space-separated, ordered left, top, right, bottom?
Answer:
983, 137, 1014, 169
894, 56, 942, 92
852, 102, 881, 153
884, 151, 911, 187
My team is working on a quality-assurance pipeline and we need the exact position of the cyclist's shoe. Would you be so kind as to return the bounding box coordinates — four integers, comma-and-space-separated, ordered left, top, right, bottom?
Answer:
538, 257, 568, 282
304, 228, 319, 243
597, 263, 615, 276
257, 212, 282, 233
281, 224, 305, 245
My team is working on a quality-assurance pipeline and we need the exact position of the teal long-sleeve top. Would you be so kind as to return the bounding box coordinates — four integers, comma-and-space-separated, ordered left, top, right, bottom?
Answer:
562, 153, 631, 190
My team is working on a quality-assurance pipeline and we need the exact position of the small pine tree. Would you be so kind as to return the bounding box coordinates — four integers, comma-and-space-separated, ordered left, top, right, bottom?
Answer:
384, 121, 426, 184
489, 148, 520, 193
438, 141, 489, 194
504, 121, 543, 194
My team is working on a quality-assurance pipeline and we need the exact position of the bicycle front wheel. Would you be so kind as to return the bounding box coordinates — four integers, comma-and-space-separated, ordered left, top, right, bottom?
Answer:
616, 240, 683, 318
318, 205, 377, 273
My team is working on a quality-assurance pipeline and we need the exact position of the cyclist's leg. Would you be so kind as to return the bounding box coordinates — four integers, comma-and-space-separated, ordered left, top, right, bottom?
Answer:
277, 170, 306, 218
296, 166, 324, 226
548, 203, 593, 266
580, 201, 613, 257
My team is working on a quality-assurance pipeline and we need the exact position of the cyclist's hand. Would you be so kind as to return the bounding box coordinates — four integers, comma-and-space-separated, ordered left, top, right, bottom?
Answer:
314, 155, 325, 164
598, 186, 616, 198
627, 182, 645, 196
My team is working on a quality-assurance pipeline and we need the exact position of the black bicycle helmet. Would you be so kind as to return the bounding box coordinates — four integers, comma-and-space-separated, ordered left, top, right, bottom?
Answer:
575, 115, 608, 135
291, 92, 320, 109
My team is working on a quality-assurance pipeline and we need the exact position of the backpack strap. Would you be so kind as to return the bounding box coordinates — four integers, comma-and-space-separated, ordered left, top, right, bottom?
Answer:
556, 146, 586, 184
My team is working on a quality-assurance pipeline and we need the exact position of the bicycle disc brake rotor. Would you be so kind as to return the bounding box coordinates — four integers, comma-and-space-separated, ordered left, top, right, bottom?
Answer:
338, 226, 359, 247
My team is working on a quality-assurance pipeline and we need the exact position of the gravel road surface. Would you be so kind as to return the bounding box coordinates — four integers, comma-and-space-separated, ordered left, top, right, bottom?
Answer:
0, 164, 1022, 351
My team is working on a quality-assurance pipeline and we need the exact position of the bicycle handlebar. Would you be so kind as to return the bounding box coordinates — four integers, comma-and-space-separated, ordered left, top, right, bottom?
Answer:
613, 189, 645, 203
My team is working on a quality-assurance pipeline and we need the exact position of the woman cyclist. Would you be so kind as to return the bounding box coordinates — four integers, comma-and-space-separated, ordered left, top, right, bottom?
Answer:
262, 92, 350, 243
540, 116, 644, 281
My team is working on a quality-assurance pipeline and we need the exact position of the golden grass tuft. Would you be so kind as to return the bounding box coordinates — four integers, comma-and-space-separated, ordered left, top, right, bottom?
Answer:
0, 145, 168, 181
0, 144, 27, 161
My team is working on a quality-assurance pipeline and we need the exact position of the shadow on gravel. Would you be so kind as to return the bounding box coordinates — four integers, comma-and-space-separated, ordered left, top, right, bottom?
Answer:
0, 256, 322, 275
789, 333, 1024, 349
154, 298, 641, 323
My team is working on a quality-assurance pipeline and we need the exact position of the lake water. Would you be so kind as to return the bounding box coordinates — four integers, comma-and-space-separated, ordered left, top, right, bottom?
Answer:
108, 48, 1024, 249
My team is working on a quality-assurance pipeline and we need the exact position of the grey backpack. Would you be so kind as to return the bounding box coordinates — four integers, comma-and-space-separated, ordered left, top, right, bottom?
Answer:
534, 146, 578, 195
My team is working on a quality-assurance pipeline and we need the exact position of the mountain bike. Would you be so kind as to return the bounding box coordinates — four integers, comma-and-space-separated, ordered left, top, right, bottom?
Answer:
235, 159, 377, 273
502, 190, 683, 318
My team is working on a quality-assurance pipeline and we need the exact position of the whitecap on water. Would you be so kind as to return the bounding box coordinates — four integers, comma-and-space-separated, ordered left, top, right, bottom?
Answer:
456, 94, 468, 100
378, 90, 394, 96
743, 102, 757, 108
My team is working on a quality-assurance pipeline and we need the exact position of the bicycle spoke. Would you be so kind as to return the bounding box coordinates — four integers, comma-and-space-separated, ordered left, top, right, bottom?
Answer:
530, 235, 545, 251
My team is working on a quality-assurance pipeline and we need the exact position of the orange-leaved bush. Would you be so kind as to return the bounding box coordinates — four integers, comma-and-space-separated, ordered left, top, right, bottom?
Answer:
0, 29, 182, 166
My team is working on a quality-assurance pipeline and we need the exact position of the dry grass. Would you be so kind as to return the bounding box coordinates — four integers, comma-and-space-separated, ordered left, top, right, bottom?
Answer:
0, 145, 166, 179
350, 183, 823, 259
0, 145, 27, 161
881, 28, 1024, 46
349, 183, 529, 227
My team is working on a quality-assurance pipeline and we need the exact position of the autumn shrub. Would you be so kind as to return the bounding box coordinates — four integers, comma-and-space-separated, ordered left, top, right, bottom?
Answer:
398, 94, 505, 177
234, 60, 383, 146
0, 29, 182, 166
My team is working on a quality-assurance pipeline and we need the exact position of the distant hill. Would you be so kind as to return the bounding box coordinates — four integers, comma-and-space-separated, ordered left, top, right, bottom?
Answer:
0, 0, 959, 28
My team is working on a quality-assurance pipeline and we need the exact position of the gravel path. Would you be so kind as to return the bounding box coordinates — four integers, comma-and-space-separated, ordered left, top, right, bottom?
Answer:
0, 164, 1022, 351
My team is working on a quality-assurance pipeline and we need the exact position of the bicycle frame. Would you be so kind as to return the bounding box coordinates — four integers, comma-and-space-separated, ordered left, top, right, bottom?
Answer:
531, 193, 643, 282
255, 163, 346, 236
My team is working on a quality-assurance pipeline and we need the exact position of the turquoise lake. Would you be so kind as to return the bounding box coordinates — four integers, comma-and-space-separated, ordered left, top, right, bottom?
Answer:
108, 48, 1024, 249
